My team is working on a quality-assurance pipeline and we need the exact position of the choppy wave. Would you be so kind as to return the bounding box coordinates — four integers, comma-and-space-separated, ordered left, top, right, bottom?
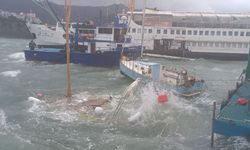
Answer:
8, 52, 25, 62
0, 109, 7, 135
0, 70, 21, 77
211, 67, 224, 72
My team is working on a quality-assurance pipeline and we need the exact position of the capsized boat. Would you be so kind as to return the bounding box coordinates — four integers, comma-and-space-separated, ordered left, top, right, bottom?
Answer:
212, 49, 250, 138
120, 58, 205, 97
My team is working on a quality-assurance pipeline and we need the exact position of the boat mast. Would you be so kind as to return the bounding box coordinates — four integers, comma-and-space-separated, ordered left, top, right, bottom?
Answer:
140, 0, 146, 58
65, 0, 72, 98
246, 47, 250, 80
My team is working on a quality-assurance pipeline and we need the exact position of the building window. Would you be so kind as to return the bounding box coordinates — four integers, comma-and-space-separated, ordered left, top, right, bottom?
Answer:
226, 43, 231, 48
198, 42, 202, 47
246, 32, 250, 36
203, 42, 208, 47
216, 31, 221, 36
186, 42, 190, 46
176, 30, 180, 35
222, 31, 227, 36
232, 43, 236, 48
211, 31, 215, 36
215, 42, 219, 47
144, 29, 147, 33
132, 28, 136, 33
182, 30, 186, 35
192, 42, 196, 46
234, 31, 238, 36
148, 29, 152, 34
244, 43, 248, 48
205, 31, 209, 35
199, 31, 203, 36
171, 30, 175, 35
188, 30, 192, 35
193, 30, 197, 35
163, 29, 167, 34
238, 43, 242, 48
228, 31, 233, 36
240, 32, 244, 36
157, 29, 161, 34
221, 42, 225, 48
209, 42, 213, 47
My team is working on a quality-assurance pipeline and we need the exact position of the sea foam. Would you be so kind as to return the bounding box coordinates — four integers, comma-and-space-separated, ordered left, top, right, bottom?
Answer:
0, 70, 21, 77
8, 52, 25, 60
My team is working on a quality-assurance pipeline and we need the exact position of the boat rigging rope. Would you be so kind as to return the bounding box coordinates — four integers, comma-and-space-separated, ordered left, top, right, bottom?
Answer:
31, 0, 66, 32
110, 78, 140, 122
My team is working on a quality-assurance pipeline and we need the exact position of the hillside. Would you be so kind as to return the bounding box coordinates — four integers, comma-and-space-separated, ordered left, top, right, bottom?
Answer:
0, 0, 127, 25
0, 16, 32, 39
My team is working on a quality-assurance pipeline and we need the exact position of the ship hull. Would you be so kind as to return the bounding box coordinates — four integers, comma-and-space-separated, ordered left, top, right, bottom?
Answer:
24, 46, 141, 67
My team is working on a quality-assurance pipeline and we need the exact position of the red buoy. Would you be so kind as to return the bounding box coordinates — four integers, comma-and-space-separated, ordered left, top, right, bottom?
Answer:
237, 98, 248, 105
157, 94, 168, 103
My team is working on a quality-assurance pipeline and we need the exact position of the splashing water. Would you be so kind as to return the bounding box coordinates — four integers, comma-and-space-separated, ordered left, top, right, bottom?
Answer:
0, 70, 21, 77
0, 109, 7, 134
8, 52, 25, 61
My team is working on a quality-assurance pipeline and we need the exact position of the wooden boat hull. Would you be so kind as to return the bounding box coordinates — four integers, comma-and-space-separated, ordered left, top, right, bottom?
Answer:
214, 118, 250, 137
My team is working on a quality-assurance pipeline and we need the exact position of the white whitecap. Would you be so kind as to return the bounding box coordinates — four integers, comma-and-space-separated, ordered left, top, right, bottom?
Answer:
211, 67, 223, 72
0, 70, 21, 77
0, 109, 8, 134
8, 52, 25, 60
46, 110, 79, 123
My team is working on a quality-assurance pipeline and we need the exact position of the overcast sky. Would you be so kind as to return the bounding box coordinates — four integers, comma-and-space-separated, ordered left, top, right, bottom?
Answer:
50, 0, 250, 12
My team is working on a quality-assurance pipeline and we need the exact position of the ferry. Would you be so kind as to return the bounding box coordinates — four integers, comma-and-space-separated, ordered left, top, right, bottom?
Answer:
126, 9, 250, 60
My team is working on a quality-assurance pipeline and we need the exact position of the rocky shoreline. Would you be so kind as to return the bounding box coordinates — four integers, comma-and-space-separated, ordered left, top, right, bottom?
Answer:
0, 16, 32, 39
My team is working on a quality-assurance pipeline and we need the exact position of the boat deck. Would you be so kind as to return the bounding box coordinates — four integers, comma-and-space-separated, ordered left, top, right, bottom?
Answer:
26, 48, 64, 52
132, 60, 159, 66
213, 80, 250, 137
217, 81, 250, 125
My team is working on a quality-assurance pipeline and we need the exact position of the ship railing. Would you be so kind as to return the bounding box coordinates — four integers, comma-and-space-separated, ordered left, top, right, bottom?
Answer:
218, 116, 250, 124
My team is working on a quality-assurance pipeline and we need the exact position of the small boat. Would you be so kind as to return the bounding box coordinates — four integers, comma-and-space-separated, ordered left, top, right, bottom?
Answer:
212, 50, 250, 138
120, 58, 205, 97
24, 41, 141, 67
120, 0, 205, 97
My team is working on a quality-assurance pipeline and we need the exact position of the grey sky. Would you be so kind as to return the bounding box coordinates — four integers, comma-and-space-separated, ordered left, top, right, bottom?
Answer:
50, 0, 250, 12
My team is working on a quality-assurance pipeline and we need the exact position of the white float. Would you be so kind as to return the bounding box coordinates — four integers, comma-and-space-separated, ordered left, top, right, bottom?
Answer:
94, 107, 104, 115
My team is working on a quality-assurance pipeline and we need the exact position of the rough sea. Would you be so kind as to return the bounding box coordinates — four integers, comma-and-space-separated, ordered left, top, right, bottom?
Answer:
0, 37, 249, 150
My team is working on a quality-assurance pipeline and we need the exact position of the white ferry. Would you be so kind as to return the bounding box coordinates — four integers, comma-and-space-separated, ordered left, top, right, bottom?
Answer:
126, 9, 250, 60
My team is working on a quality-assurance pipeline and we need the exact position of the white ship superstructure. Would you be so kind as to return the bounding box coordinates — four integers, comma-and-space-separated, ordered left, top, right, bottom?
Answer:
127, 9, 250, 55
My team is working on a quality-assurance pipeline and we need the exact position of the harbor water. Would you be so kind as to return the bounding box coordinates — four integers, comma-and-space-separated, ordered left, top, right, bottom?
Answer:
0, 37, 249, 150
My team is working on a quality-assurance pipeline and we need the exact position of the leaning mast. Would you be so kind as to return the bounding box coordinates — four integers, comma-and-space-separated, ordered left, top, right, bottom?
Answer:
140, 0, 146, 58
65, 0, 72, 98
